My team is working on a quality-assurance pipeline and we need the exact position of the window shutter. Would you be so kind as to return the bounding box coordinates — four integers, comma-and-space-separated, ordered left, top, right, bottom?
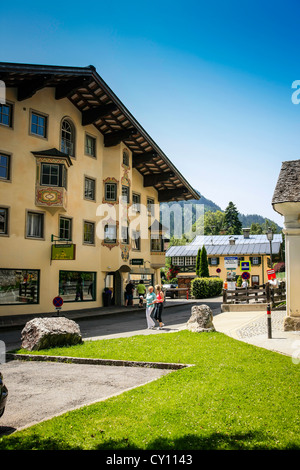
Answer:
258, 257, 261, 265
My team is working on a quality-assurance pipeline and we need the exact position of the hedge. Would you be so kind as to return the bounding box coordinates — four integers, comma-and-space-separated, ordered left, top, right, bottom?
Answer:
191, 277, 223, 298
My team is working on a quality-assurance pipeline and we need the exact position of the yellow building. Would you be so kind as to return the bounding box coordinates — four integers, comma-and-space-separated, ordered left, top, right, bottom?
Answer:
166, 229, 283, 287
0, 62, 198, 317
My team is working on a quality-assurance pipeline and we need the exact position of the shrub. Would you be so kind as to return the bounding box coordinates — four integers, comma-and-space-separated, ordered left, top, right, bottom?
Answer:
191, 277, 223, 298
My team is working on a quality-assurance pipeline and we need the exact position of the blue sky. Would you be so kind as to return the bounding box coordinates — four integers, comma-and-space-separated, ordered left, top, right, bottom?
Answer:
1, 0, 300, 226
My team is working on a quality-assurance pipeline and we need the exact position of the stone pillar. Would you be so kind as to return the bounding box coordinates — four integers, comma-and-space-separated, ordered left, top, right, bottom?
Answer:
283, 224, 300, 330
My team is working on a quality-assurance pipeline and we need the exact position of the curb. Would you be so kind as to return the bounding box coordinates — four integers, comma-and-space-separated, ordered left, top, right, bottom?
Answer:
7, 353, 193, 370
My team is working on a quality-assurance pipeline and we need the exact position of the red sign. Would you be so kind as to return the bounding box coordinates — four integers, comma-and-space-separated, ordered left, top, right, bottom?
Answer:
267, 269, 276, 280
53, 296, 64, 308
242, 272, 250, 280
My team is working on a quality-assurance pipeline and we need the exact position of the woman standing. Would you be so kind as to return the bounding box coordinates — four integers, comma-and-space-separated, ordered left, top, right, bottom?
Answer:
145, 286, 156, 329
154, 285, 165, 329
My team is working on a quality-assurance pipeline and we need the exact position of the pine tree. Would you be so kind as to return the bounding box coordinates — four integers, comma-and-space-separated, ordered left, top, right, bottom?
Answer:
224, 201, 242, 235
199, 246, 209, 277
196, 248, 201, 276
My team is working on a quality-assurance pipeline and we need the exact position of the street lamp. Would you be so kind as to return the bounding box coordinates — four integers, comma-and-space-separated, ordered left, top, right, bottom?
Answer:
266, 227, 274, 267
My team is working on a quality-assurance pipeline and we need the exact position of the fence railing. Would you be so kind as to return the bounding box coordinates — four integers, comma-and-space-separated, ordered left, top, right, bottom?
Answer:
223, 282, 286, 308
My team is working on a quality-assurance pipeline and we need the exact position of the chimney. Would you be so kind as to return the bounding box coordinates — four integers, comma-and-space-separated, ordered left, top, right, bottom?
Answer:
243, 228, 250, 239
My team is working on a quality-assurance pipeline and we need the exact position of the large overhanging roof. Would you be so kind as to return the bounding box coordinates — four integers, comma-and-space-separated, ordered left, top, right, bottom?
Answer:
0, 61, 199, 202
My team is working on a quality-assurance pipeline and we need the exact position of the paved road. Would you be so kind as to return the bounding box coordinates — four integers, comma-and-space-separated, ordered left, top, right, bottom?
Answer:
0, 299, 222, 351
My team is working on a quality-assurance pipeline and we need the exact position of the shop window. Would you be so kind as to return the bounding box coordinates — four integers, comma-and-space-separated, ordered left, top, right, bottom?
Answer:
0, 269, 40, 305
59, 270, 96, 302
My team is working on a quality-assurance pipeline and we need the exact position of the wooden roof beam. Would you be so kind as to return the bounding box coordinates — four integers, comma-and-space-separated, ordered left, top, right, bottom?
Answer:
104, 128, 136, 147
158, 188, 188, 202
82, 103, 118, 126
132, 151, 158, 168
55, 77, 91, 100
17, 76, 52, 101
143, 171, 175, 187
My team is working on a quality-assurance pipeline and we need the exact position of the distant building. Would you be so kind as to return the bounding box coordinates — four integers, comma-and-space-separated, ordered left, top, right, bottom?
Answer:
166, 229, 283, 288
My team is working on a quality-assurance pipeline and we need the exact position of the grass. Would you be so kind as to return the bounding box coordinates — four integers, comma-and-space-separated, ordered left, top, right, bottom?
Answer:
1, 330, 300, 450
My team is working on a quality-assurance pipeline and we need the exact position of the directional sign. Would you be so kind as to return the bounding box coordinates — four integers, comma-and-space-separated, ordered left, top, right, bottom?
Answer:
242, 272, 250, 280
53, 296, 64, 308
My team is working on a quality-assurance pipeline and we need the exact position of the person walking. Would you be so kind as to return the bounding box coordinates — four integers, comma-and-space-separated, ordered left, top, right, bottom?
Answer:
153, 284, 165, 329
145, 286, 156, 329
137, 280, 146, 308
125, 280, 134, 306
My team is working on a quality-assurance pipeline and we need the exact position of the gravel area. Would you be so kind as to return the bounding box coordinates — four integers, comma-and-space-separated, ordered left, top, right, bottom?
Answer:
236, 310, 286, 338
0, 360, 172, 433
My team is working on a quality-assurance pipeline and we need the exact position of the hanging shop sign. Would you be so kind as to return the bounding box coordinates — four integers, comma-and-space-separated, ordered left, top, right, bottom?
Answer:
130, 259, 144, 265
51, 244, 76, 260
267, 269, 276, 280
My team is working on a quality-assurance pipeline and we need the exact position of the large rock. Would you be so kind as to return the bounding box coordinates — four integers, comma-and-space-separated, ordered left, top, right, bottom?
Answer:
21, 317, 82, 351
186, 304, 215, 333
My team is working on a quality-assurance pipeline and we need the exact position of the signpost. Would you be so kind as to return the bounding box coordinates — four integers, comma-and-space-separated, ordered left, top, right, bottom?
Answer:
53, 296, 63, 316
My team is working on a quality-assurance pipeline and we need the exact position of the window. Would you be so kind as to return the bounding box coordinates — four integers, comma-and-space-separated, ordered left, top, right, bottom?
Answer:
0, 153, 10, 180
104, 224, 117, 243
147, 198, 155, 216
173, 256, 184, 266
210, 257, 219, 266
26, 211, 44, 239
84, 177, 96, 200
105, 182, 117, 201
0, 103, 13, 127
59, 217, 72, 241
132, 193, 140, 212
132, 230, 140, 250
85, 135, 96, 157
251, 256, 261, 265
123, 150, 129, 166
0, 207, 8, 235
252, 275, 260, 286
185, 256, 196, 266
41, 163, 67, 188
84, 221, 95, 244
59, 270, 96, 302
0, 269, 40, 305
121, 225, 129, 244
61, 119, 75, 157
121, 185, 130, 204
151, 235, 164, 252
31, 112, 47, 138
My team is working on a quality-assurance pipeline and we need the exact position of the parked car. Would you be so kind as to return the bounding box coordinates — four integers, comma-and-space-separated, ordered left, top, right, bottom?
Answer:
0, 372, 8, 418
163, 283, 178, 299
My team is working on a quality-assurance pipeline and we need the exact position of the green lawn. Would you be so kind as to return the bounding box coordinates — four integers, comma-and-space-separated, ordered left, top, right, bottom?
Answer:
1, 330, 299, 450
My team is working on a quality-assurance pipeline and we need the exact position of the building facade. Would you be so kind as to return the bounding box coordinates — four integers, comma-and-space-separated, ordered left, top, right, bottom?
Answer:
166, 230, 283, 288
0, 62, 198, 317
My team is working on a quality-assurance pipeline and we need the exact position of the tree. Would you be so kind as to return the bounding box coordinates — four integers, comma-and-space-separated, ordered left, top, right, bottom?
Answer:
196, 246, 209, 278
250, 222, 263, 234
224, 202, 242, 235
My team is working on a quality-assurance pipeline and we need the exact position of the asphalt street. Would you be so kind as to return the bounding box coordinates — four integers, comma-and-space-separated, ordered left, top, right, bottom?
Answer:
0, 299, 222, 351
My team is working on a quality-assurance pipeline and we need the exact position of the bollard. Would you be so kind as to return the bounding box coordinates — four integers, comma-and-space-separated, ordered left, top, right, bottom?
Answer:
267, 303, 272, 339
186, 289, 189, 300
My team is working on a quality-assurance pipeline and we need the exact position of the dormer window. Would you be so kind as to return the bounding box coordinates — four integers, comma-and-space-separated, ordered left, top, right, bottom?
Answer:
61, 118, 75, 157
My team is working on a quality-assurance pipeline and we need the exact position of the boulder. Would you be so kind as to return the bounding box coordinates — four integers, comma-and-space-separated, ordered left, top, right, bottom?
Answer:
186, 304, 215, 333
21, 317, 82, 351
